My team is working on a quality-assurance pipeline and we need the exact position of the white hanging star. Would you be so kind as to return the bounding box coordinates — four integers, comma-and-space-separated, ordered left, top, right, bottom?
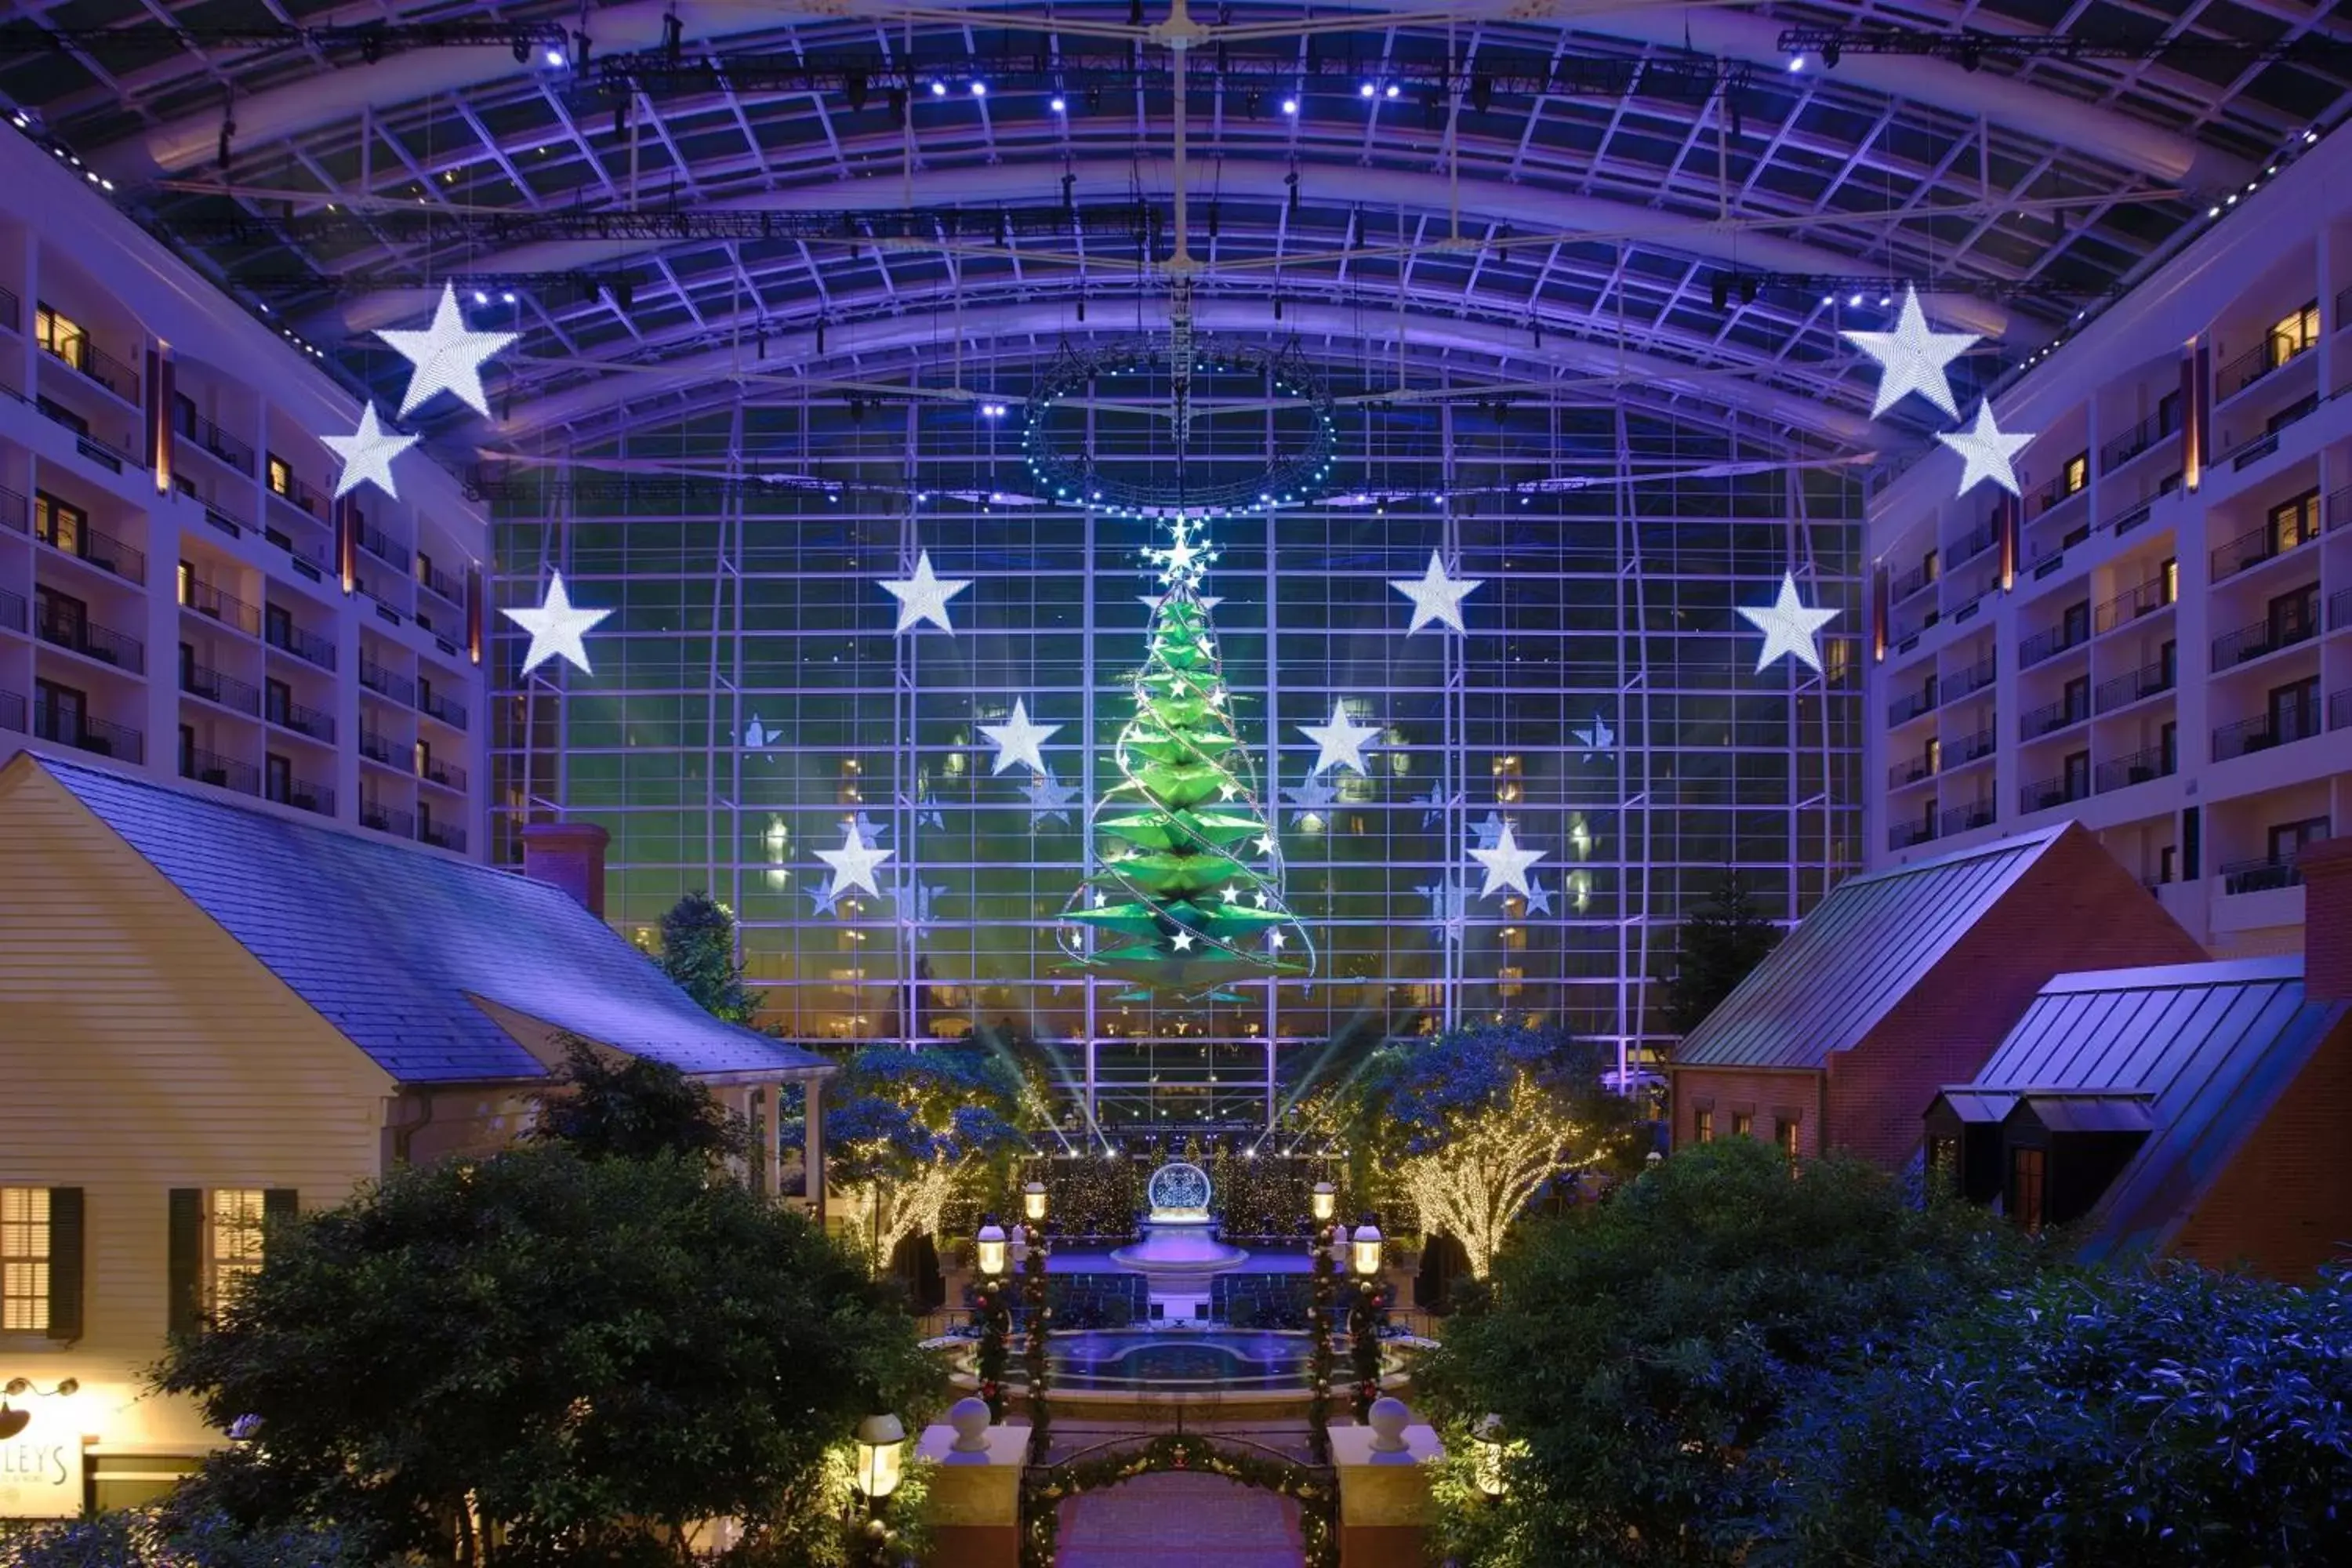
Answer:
879, 551, 972, 633
1283, 776, 1338, 826
1841, 285, 1979, 419
807, 880, 843, 917
501, 571, 611, 677
1571, 714, 1614, 760
1737, 573, 1839, 676
815, 823, 895, 899
1389, 551, 1483, 633
1417, 877, 1468, 946
1299, 701, 1381, 775
1468, 811, 1510, 852
1027, 771, 1080, 826
1416, 786, 1463, 829
1471, 822, 1549, 899
1171, 931, 1196, 951
377, 282, 519, 419
321, 403, 419, 501
1523, 879, 1555, 916
982, 699, 1061, 775
743, 716, 781, 750
1936, 401, 2036, 499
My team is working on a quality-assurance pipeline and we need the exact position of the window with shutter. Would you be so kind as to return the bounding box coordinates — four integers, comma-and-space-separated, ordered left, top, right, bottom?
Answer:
2, 1187, 50, 1331
210, 1189, 267, 1308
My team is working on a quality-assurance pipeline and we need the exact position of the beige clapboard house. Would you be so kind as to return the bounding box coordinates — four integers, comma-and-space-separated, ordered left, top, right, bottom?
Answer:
0, 752, 829, 1516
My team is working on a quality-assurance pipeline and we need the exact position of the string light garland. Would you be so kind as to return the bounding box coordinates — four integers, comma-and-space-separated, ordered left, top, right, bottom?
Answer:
1021, 1433, 1337, 1568
1392, 1072, 1625, 1279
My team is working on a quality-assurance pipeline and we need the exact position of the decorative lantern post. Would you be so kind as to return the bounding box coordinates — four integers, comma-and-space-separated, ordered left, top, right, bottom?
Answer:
850, 1411, 906, 1567
1021, 1180, 1052, 1461
1307, 1181, 1338, 1461
974, 1214, 1011, 1421
1472, 1413, 1508, 1498
1348, 1214, 1385, 1421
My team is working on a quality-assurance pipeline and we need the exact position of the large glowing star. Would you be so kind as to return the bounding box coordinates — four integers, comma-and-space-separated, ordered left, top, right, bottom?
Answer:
1936, 401, 2036, 499
815, 824, 895, 899
501, 572, 611, 677
377, 282, 519, 419
321, 403, 418, 501
982, 699, 1060, 775
1298, 701, 1381, 776
1471, 823, 1548, 899
1842, 285, 1979, 419
1389, 551, 1483, 633
879, 550, 971, 633
1737, 573, 1839, 675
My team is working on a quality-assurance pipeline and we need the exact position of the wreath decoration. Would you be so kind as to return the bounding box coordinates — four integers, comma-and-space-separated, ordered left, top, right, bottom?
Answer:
1020, 1432, 1338, 1568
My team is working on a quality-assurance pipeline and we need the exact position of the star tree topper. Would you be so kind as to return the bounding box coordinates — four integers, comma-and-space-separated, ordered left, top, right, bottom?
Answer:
982, 699, 1060, 775
1471, 822, 1549, 900
1936, 401, 2036, 499
1299, 700, 1381, 776
1389, 551, 1483, 633
880, 551, 972, 633
1737, 573, 1839, 676
377, 282, 519, 419
322, 403, 419, 501
815, 822, 895, 899
502, 571, 611, 677
1842, 285, 1979, 419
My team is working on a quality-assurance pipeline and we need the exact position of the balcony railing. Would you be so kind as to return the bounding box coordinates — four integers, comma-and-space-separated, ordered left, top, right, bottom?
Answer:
358, 728, 402, 767
0, 586, 22, 635
1947, 724, 1997, 766
264, 615, 336, 671
1890, 558, 1935, 602
1949, 521, 2000, 567
1945, 654, 1996, 702
2213, 704, 2321, 762
181, 746, 260, 797
0, 285, 16, 334
1889, 755, 1936, 789
183, 578, 261, 638
265, 771, 335, 818
360, 657, 417, 706
35, 605, 144, 673
2212, 608, 2318, 672
2019, 618, 2089, 668
418, 561, 466, 607
356, 521, 412, 573
1889, 817, 1936, 851
1887, 685, 1936, 726
172, 405, 256, 476
2028, 475, 2087, 521
2093, 576, 2173, 634
268, 470, 329, 519
0, 686, 21, 735
2021, 696, 2089, 741
33, 706, 143, 764
419, 818, 467, 853
361, 800, 416, 838
2328, 484, 2352, 533
267, 696, 336, 743
35, 512, 147, 585
419, 756, 469, 793
2211, 517, 2317, 581
2020, 774, 2088, 815
2095, 747, 2176, 794
2336, 690, 2352, 734
42, 333, 139, 404
181, 659, 261, 717
2100, 405, 2180, 472
2216, 332, 2315, 401
2220, 856, 2303, 896
0, 484, 24, 535
1939, 799, 1996, 837
2094, 659, 2175, 713
420, 689, 468, 730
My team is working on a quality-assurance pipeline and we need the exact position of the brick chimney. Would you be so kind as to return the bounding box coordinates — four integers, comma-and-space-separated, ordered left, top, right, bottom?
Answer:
521, 822, 611, 918
2296, 837, 2352, 1002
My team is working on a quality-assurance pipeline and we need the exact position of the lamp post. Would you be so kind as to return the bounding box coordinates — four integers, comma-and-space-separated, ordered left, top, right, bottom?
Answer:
1472, 1413, 1508, 1498
850, 1412, 905, 1568
974, 1214, 1011, 1421
1306, 1181, 1338, 1461
1348, 1214, 1385, 1421
1021, 1180, 1052, 1462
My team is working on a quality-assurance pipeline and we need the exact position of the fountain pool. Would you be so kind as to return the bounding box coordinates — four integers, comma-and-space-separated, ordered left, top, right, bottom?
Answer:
1004, 1329, 1319, 1392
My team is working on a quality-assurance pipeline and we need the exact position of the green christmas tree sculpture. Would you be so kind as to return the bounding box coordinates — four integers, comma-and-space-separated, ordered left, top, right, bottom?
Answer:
1058, 518, 1314, 999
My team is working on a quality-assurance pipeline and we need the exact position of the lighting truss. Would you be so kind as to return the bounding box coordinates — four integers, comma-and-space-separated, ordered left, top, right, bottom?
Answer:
1777, 25, 2352, 69
594, 49, 1751, 102
1712, 270, 2129, 304
168, 204, 1160, 249
0, 20, 570, 60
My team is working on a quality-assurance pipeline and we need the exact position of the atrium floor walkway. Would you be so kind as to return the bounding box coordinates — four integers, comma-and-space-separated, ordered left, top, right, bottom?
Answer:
1054, 1471, 1305, 1567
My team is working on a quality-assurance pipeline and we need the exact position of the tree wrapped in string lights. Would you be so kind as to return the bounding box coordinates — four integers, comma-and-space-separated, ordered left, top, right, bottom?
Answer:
1058, 517, 1314, 996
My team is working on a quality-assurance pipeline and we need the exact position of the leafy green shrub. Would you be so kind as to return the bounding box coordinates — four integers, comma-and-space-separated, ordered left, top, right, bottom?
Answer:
1750, 1263, 2352, 1566
0, 1511, 364, 1568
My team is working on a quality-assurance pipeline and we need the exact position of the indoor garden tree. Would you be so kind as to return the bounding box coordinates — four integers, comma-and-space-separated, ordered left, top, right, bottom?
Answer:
826, 1044, 1031, 1276
652, 890, 757, 1025
1656, 870, 1784, 1038
1058, 517, 1312, 998
1342, 1022, 1635, 1279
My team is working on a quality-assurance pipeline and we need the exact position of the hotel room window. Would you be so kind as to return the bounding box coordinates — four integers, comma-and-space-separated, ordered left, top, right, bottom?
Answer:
1693, 1109, 1714, 1144
1776, 1118, 1800, 1158
1731, 1111, 1754, 1139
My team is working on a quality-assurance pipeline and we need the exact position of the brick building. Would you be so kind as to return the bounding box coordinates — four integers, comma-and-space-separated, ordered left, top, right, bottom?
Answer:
1668, 822, 2203, 1167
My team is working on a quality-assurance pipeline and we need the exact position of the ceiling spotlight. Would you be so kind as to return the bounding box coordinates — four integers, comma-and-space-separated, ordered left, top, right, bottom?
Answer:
931, 80, 947, 97
971, 80, 987, 96
543, 47, 567, 68
1051, 95, 1066, 112
1385, 83, 1399, 99
473, 289, 490, 304
1878, 294, 1892, 307
501, 291, 517, 303
1787, 54, 1805, 71
1848, 292, 1862, 307
2208, 205, 2222, 217
1282, 97, 1298, 114
1359, 82, 1376, 98
2306, 129, 2320, 143
1820, 293, 1835, 307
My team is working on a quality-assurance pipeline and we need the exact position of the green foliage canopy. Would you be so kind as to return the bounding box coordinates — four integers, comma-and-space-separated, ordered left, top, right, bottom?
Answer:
655, 891, 755, 1024
1657, 871, 1783, 1038
531, 1036, 749, 1166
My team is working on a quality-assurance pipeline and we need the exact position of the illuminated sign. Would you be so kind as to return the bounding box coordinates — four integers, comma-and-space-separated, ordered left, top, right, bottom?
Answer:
0, 1410, 84, 1518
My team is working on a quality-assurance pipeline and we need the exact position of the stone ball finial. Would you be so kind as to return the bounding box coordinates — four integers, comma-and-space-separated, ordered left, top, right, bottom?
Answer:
948, 1396, 993, 1452
1367, 1396, 1411, 1453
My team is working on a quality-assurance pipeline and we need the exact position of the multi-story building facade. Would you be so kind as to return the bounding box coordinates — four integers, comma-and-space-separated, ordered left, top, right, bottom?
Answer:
0, 128, 489, 854
1865, 134, 2352, 959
